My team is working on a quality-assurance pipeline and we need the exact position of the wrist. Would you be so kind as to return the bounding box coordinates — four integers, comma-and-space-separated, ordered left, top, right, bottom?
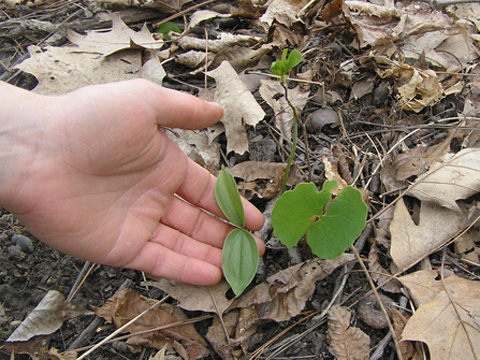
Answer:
0, 82, 49, 213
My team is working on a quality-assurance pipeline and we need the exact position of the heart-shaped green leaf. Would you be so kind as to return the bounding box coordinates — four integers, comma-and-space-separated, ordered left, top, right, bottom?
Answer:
222, 229, 259, 296
306, 186, 367, 258
272, 180, 367, 259
215, 168, 245, 228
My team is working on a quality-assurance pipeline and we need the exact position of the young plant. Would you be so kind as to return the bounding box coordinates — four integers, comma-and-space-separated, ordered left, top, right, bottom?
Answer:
156, 21, 181, 40
215, 168, 259, 296
270, 49, 304, 192
271, 48, 302, 85
272, 180, 367, 259
270, 49, 368, 258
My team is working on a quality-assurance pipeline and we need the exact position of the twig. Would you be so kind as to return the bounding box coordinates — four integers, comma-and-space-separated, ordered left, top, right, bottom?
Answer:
67, 261, 96, 303
350, 245, 404, 360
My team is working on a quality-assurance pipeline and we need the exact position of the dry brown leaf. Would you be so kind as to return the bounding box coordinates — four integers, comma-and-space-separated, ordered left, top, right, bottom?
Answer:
189, 10, 230, 28
206, 310, 250, 360
15, 45, 165, 95
327, 305, 370, 360
259, 79, 309, 141
229, 161, 285, 200
209, 44, 272, 73
343, 0, 452, 48
234, 254, 354, 321
143, 279, 233, 315
95, 289, 209, 359
454, 230, 480, 264
68, 13, 163, 56
390, 199, 466, 271
391, 308, 418, 360
166, 129, 220, 172
5, 336, 78, 360
322, 154, 348, 190
399, 270, 480, 360
368, 242, 402, 293
259, 0, 309, 31
408, 148, 480, 212
175, 50, 211, 68
205, 255, 354, 359
6, 290, 92, 343
397, 67, 444, 113
173, 32, 263, 53
208, 61, 265, 155
392, 138, 451, 181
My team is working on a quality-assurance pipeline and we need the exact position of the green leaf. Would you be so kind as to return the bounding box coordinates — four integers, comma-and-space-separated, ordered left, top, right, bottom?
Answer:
272, 181, 336, 248
271, 181, 367, 259
286, 49, 302, 72
270, 49, 302, 83
222, 229, 259, 296
155, 22, 181, 40
307, 186, 367, 258
215, 168, 245, 228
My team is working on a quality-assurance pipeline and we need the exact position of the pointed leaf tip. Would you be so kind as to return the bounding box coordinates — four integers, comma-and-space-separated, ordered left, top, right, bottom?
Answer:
215, 168, 245, 228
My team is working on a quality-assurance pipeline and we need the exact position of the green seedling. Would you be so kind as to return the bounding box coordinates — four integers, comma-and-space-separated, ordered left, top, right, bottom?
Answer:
272, 180, 367, 258
156, 22, 181, 40
271, 49, 303, 84
216, 168, 259, 296
270, 50, 367, 258
270, 49, 304, 193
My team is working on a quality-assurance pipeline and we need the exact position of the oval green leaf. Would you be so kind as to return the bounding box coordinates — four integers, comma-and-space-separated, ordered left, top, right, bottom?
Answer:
285, 49, 302, 72
215, 168, 245, 228
222, 229, 259, 296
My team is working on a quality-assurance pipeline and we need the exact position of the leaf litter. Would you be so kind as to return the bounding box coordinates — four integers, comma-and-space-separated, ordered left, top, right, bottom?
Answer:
2, 0, 480, 359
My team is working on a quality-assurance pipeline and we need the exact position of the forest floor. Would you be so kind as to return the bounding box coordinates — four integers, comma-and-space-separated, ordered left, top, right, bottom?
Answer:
1, 0, 480, 359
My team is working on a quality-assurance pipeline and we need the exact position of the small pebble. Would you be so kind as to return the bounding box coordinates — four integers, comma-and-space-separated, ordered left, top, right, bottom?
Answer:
7, 245, 24, 258
12, 234, 33, 253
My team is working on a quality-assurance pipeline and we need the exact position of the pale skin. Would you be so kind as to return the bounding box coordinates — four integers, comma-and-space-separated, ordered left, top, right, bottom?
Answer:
0, 79, 265, 286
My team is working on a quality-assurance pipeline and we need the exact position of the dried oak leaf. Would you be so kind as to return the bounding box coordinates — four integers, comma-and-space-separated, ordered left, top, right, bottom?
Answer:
15, 45, 165, 95
390, 198, 466, 271
407, 148, 480, 212
399, 270, 480, 360
327, 305, 370, 360
67, 13, 164, 56
208, 61, 265, 155
94, 289, 209, 359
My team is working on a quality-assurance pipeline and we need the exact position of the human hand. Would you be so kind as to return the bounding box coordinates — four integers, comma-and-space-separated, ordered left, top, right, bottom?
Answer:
0, 79, 264, 286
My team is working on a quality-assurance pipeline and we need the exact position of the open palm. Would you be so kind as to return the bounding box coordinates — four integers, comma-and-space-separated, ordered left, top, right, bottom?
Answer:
3, 80, 264, 285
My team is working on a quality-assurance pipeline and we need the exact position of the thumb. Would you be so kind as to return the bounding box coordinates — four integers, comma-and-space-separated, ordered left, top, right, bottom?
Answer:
139, 80, 223, 130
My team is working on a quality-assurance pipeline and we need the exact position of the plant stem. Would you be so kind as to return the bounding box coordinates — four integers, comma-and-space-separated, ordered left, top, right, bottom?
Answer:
281, 82, 299, 193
